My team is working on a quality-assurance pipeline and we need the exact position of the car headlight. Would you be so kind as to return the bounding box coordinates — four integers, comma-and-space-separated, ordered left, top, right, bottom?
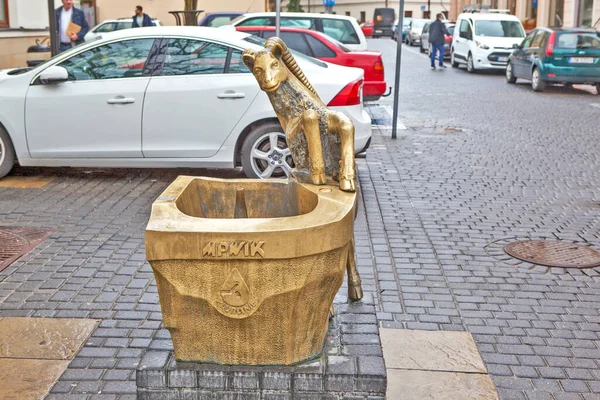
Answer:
476, 41, 490, 50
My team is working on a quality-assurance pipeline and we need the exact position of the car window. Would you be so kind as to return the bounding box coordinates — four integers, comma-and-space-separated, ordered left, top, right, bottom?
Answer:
447, 25, 455, 35
58, 38, 154, 81
162, 39, 228, 76
228, 49, 250, 73
263, 31, 312, 55
96, 22, 115, 33
530, 30, 546, 48
557, 32, 600, 49
520, 30, 536, 48
412, 19, 427, 29
238, 17, 273, 26
322, 19, 360, 45
243, 35, 328, 68
207, 16, 234, 27
459, 19, 472, 39
116, 22, 132, 30
281, 18, 314, 29
474, 20, 524, 38
305, 34, 336, 58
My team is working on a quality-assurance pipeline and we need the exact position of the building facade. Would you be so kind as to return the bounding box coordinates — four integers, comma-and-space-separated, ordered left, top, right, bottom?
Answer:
449, 0, 600, 29
298, 0, 451, 23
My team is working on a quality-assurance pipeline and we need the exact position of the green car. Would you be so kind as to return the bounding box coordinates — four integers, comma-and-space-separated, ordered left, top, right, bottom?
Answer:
506, 28, 600, 93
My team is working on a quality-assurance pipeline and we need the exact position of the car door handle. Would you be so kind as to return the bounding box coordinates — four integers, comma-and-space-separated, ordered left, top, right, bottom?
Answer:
217, 91, 245, 99
107, 96, 135, 105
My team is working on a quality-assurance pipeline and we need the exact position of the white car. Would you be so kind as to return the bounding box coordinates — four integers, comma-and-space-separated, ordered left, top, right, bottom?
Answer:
84, 18, 162, 41
0, 27, 371, 180
451, 12, 525, 73
405, 19, 431, 46
227, 12, 368, 51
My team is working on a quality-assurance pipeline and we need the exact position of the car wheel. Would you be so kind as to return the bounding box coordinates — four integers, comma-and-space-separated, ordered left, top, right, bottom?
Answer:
0, 126, 16, 179
420, 43, 425, 53
531, 68, 546, 92
596, 84, 600, 95
451, 50, 459, 68
241, 123, 294, 179
506, 62, 517, 84
467, 53, 476, 73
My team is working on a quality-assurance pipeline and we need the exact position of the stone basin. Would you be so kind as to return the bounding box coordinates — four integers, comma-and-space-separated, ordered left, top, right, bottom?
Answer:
145, 176, 357, 365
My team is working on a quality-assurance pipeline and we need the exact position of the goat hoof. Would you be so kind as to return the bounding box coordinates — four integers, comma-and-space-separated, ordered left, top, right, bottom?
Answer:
348, 283, 363, 301
340, 178, 356, 192
311, 172, 327, 185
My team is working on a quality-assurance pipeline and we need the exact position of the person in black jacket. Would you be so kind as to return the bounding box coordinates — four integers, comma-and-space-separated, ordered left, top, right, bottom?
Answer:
428, 13, 450, 70
132, 6, 154, 28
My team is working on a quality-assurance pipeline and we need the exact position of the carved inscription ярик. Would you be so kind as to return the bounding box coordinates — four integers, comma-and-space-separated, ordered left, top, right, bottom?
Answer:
202, 241, 265, 258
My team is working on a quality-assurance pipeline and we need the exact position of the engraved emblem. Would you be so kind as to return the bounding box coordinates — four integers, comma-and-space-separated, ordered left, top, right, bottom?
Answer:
202, 241, 265, 258
220, 268, 250, 307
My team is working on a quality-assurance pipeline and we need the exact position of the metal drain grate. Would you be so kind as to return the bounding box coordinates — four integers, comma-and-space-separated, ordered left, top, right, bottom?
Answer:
0, 227, 56, 272
504, 240, 600, 269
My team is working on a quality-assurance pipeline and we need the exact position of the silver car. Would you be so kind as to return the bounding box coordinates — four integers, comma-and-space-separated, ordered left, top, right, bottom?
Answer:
405, 19, 431, 46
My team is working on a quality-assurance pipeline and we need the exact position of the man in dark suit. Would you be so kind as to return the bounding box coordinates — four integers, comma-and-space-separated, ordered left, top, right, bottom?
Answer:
132, 6, 154, 28
55, 0, 90, 53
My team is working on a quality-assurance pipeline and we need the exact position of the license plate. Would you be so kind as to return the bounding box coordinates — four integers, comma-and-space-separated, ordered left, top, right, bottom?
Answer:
569, 57, 594, 64
375, 30, 382, 33
497, 56, 508, 62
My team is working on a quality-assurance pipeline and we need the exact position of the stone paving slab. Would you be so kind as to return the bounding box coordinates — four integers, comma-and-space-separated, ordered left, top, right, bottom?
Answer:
388, 369, 500, 400
0, 175, 55, 189
380, 328, 487, 373
0, 358, 70, 400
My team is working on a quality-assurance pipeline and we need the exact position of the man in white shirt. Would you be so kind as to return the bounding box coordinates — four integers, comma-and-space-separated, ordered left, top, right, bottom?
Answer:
55, 0, 90, 53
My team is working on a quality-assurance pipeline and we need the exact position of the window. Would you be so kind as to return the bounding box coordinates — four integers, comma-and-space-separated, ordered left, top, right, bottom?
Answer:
520, 30, 536, 48
474, 20, 525, 38
459, 20, 472, 39
530, 30, 546, 48
263, 31, 311, 55
162, 39, 228, 76
228, 50, 250, 73
345, 11, 351, 17
422, 23, 430, 34
405, 11, 413, 17
281, 18, 314, 28
207, 16, 235, 27
96, 22, 116, 33
0, 0, 8, 28
305, 34, 336, 58
59, 39, 155, 81
360, 11, 366, 23
116, 22, 133, 31
322, 19, 360, 44
557, 32, 600, 49
578, 0, 593, 27
239, 17, 273, 26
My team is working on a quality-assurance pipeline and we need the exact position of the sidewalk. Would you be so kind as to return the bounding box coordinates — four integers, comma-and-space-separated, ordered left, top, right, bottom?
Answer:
0, 109, 599, 399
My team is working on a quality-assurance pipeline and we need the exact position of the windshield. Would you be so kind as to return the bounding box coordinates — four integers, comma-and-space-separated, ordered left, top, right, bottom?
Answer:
474, 20, 525, 37
242, 35, 328, 68
412, 20, 428, 29
403, 18, 412, 26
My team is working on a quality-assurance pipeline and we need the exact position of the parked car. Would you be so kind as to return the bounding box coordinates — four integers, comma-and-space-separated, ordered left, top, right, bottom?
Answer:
506, 28, 600, 92
0, 27, 371, 180
360, 21, 373, 37
199, 12, 243, 27
392, 17, 412, 42
451, 12, 525, 73
405, 19, 431, 46
237, 26, 387, 101
420, 22, 455, 58
372, 8, 395, 38
84, 18, 161, 41
227, 12, 368, 50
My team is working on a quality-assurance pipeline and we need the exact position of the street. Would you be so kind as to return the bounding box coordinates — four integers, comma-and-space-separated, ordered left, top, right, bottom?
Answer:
0, 36, 599, 400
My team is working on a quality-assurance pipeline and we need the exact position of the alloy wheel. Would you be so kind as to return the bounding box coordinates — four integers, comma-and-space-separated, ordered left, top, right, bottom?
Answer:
249, 132, 294, 179
467, 54, 474, 73
0, 136, 5, 168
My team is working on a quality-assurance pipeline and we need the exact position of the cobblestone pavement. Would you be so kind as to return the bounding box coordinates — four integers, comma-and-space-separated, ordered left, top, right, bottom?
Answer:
0, 38, 599, 400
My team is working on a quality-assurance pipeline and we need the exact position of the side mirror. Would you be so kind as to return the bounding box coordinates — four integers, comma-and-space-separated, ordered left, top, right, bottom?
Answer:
39, 66, 69, 85
512, 43, 520, 49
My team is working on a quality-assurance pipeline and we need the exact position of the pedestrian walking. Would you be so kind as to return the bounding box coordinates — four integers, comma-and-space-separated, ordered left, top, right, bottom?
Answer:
55, 0, 89, 53
132, 6, 154, 28
428, 13, 450, 70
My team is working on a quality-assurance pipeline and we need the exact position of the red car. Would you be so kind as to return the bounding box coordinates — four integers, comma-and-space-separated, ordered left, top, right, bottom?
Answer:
236, 26, 386, 101
360, 21, 374, 37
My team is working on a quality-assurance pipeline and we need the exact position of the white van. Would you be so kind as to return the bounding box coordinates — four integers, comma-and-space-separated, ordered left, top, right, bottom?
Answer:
227, 12, 368, 51
451, 12, 525, 73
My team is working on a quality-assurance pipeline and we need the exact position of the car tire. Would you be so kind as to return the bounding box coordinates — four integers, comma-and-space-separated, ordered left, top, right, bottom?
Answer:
420, 43, 425, 53
0, 125, 16, 179
506, 62, 517, 84
451, 50, 459, 68
241, 122, 294, 180
531, 68, 546, 92
596, 84, 600, 95
466, 53, 476, 73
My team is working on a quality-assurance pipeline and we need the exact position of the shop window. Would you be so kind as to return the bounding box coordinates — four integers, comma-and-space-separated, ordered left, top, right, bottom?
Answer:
0, 0, 9, 28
